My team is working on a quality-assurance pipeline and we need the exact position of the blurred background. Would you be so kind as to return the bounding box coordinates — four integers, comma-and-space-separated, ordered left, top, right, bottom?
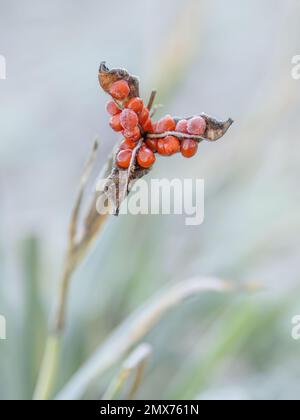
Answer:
1, 0, 300, 400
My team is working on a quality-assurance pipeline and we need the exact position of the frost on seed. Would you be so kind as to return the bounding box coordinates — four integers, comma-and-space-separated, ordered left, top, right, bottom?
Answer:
174, 114, 234, 142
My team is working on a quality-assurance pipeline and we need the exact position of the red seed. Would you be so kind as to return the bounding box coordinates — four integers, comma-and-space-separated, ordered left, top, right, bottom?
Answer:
176, 119, 188, 133
109, 114, 123, 132
142, 117, 154, 133
109, 80, 130, 100
123, 126, 141, 142
181, 139, 198, 158
116, 149, 132, 169
126, 97, 144, 114
145, 138, 158, 153
119, 138, 137, 151
137, 146, 156, 169
187, 116, 206, 136
139, 107, 150, 125
120, 109, 139, 130
157, 135, 180, 156
156, 115, 176, 133
106, 100, 121, 116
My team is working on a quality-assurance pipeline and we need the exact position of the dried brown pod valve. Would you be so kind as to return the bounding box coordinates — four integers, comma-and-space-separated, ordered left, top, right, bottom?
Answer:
99, 61, 140, 107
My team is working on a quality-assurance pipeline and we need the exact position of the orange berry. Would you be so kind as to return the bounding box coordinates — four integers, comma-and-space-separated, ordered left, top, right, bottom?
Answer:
109, 80, 130, 100
187, 116, 206, 136
106, 100, 121, 116
156, 115, 176, 133
120, 109, 139, 130
119, 138, 137, 151
109, 114, 123, 132
116, 149, 132, 169
176, 119, 188, 133
181, 139, 198, 158
142, 117, 153, 133
139, 107, 150, 125
145, 138, 158, 153
123, 126, 141, 142
157, 135, 180, 156
126, 97, 144, 114
137, 146, 156, 169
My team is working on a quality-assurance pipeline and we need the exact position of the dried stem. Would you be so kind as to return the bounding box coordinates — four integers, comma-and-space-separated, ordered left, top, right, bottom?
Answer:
102, 343, 151, 400
125, 139, 144, 192
147, 90, 157, 111
34, 140, 108, 400
54, 140, 99, 333
125, 345, 151, 400
69, 140, 99, 248
147, 131, 206, 142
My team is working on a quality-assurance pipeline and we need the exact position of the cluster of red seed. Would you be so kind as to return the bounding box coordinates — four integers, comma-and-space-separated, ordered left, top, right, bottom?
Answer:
106, 79, 207, 169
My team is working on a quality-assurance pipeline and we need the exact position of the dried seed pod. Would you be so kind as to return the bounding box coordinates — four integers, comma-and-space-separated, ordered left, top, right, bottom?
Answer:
201, 114, 234, 141
98, 62, 140, 106
99, 63, 234, 215
105, 144, 150, 215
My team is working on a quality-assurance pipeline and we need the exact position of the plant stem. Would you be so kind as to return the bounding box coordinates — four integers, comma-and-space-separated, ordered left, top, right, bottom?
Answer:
33, 334, 61, 400
52, 255, 76, 333
33, 141, 102, 400
33, 256, 75, 400
147, 90, 157, 111
147, 131, 205, 142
